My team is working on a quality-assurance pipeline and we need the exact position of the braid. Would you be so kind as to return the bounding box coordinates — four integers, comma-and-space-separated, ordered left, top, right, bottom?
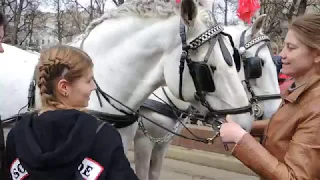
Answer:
37, 54, 70, 109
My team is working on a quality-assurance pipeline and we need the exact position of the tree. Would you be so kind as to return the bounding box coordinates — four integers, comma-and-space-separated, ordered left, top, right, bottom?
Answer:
214, 0, 239, 25
259, 0, 308, 43
1, 0, 43, 46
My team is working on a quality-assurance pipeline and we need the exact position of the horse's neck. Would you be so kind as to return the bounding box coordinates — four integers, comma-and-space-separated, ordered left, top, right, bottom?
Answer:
74, 16, 181, 115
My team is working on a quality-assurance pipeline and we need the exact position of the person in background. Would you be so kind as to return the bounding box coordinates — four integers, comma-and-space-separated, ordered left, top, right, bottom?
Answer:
273, 54, 282, 75
220, 13, 320, 179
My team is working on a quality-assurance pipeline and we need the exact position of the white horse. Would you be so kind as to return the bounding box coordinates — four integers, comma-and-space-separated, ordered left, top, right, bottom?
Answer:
0, 0, 253, 156
133, 14, 282, 180
0, 44, 40, 121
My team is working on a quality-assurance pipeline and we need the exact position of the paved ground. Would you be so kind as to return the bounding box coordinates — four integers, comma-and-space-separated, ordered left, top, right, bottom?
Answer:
127, 151, 259, 180
3, 126, 258, 180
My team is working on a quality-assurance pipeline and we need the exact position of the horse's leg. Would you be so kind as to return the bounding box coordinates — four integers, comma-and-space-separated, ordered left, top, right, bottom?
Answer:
118, 122, 139, 154
148, 118, 186, 180
149, 143, 170, 180
134, 127, 154, 180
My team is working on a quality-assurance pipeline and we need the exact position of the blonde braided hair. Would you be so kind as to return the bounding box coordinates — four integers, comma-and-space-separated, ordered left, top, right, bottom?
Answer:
37, 45, 93, 110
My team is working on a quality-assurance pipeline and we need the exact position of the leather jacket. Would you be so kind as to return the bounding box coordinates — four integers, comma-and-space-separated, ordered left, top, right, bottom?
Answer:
232, 74, 320, 180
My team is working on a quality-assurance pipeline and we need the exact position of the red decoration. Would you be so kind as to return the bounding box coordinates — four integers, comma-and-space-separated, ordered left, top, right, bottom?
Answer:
237, 0, 260, 24
176, 0, 181, 3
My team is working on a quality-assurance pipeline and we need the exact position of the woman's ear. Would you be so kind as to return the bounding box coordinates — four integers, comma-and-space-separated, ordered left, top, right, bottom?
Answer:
57, 79, 69, 97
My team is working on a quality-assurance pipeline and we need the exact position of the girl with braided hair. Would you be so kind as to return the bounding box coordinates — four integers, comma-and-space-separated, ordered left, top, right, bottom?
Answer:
5, 45, 139, 180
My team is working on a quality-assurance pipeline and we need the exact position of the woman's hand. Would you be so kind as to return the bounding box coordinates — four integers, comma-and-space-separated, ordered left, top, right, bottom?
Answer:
220, 115, 247, 144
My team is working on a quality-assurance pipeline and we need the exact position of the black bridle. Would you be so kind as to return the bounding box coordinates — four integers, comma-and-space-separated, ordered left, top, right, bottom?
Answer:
178, 22, 253, 123
238, 29, 281, 119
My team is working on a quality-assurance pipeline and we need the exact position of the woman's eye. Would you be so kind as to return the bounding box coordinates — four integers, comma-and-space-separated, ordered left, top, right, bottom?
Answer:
287, 44, 296, 50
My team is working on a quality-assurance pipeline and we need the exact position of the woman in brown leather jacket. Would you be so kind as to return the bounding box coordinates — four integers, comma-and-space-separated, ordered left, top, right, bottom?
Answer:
220, 13, 320, 179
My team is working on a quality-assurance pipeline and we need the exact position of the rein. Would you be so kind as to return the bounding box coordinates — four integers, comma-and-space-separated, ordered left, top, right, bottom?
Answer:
90, 84, 221, 145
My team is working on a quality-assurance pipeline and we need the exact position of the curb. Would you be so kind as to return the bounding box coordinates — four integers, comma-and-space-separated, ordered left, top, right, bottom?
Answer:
129, 145, 257, 177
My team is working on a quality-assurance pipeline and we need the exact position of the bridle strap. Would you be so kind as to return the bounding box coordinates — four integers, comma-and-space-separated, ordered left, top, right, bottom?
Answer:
178, 23, 253, 117
203, 36, 218, 63
179, 23, 188, 101
217, 35, 233, 67
239, 30, 282, 117
179, 23, 211, 101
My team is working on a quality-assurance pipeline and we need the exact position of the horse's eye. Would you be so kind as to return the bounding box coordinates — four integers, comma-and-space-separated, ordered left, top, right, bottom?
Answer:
210, 66, 216, 72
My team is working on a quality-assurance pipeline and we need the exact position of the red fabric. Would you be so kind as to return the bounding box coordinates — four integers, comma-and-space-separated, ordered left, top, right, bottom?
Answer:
279, 73, 290, 80
237, 0, 260, 24
278, 72, 293, 94
176, 0, 181, 3
280, 79, 294, 94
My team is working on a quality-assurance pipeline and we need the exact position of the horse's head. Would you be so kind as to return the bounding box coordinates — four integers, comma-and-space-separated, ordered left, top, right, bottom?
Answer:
224, 15, 282, 120
164, 0, 253, 130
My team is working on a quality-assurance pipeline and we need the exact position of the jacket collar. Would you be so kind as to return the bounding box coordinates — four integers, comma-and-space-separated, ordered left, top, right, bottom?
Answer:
283, 74, 320, 103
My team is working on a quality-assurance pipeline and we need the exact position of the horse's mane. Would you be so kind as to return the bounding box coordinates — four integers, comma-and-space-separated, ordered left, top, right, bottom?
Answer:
83, 0, 175, 40
79, 0, 214, 49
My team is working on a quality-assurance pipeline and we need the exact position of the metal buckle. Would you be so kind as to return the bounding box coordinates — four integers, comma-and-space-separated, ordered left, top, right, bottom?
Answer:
252, 103, 263, 118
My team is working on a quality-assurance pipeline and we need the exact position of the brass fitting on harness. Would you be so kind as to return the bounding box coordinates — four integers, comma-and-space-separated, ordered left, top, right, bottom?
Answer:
207, 132, 220, 145
207, 137, 214, 145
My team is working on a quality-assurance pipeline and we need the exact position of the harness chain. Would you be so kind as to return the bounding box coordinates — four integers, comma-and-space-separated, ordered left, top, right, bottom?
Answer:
139, 87, 198, 144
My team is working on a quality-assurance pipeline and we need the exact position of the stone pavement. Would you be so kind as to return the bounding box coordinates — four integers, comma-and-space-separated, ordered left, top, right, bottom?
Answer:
127, 151, 259, 180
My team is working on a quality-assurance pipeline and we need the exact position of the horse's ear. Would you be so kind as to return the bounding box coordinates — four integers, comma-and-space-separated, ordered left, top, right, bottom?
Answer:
180, 0, 198, 26
198, 0, 214, 12
250, 14, 267, 37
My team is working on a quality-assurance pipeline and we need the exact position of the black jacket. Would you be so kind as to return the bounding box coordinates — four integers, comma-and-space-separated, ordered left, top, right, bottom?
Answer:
0, 116, 8, 180
6, 109, 138, 180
